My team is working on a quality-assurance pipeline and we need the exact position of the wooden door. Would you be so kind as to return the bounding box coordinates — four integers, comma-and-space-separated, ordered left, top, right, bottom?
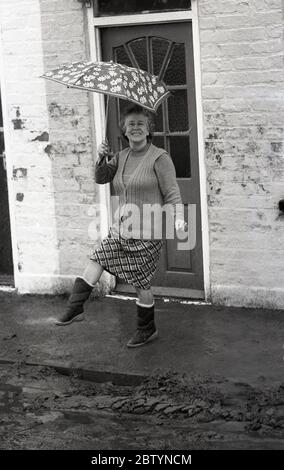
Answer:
101, 22, 204, 298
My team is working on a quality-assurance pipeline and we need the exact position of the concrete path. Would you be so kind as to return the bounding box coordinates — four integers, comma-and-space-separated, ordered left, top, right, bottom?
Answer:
0, 291, 283, 386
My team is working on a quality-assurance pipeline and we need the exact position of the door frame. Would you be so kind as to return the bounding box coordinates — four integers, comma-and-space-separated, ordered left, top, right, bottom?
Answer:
0, 36, 17, 288
86, 0, 210, 300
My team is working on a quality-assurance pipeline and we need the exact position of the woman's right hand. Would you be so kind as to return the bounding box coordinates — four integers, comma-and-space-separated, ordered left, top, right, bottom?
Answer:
97, 140, 110, 160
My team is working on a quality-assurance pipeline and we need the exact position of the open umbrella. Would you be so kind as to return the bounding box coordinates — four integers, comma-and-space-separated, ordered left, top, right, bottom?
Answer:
41, 60, 170, 114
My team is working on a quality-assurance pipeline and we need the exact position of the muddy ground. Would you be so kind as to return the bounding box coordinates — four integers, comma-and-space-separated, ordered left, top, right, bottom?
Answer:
0, 362, 283, 450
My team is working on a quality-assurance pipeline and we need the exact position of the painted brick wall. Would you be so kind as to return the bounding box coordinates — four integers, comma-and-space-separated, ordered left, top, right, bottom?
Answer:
197, 0, 284, 307
0, 0, 111, 294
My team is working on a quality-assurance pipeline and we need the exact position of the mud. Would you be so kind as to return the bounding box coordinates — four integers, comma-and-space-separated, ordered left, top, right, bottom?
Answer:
0, 363, 283, 450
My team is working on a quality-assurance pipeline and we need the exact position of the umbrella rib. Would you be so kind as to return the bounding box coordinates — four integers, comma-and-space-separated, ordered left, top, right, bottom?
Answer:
71, 64, 95, 87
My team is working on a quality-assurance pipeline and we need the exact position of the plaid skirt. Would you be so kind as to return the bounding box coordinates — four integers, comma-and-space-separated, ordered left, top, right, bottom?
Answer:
90, 228, 163, 289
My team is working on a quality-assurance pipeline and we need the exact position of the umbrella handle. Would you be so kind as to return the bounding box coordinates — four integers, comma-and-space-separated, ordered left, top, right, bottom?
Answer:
104, 94, 110, 140
104, 94, 115, 161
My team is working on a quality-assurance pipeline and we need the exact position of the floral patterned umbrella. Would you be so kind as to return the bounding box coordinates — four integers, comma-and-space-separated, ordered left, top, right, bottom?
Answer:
41, 60, 170, 113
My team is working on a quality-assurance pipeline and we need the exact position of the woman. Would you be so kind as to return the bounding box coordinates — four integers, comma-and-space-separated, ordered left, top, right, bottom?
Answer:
56, 104, 186, 347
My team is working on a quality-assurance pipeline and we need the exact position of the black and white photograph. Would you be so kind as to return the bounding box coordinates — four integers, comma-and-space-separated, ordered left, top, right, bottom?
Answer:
0, 0, 283, 460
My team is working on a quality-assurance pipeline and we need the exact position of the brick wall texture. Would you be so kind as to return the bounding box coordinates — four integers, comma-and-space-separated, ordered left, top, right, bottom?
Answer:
198, 0, 284, 307
0, 0, 109, 294
0, 0, 283, 307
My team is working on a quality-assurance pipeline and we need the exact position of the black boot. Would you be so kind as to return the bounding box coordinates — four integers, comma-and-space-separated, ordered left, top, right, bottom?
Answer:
55, 277, 93, 326
127, 303, 158, 348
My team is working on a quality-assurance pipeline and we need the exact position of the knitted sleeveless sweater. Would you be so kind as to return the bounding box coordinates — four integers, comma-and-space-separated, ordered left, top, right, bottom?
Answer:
95, 143, 182, 239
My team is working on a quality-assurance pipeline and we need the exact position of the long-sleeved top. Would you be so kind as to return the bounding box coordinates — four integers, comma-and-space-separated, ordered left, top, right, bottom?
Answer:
95, 143, 183, 239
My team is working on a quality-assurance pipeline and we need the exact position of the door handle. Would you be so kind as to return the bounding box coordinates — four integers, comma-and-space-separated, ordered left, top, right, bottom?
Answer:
0, 151, 7, 171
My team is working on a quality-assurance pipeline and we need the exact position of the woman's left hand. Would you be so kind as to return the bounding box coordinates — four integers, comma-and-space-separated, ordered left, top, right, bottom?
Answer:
175, 219, 188, 233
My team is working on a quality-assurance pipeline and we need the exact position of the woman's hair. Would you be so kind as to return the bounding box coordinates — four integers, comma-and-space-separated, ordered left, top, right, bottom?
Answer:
119, 104, 155, 142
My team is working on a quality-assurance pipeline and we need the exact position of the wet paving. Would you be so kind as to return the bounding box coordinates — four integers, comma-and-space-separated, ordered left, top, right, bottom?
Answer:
0, 363, 283, 450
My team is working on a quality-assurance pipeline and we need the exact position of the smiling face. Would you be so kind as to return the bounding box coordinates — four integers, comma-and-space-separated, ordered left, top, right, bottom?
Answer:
124, 113, 149, 147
